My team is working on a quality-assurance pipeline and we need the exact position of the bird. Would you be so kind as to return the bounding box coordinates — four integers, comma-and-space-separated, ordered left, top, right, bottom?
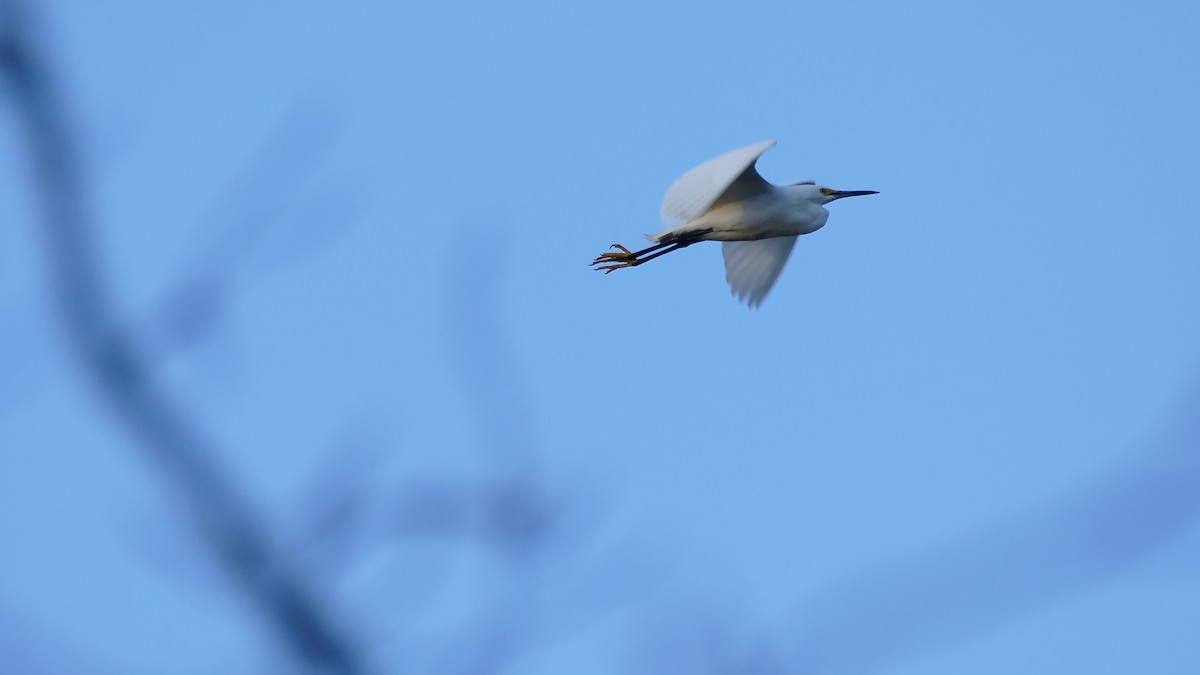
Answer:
591, 140, 877, 307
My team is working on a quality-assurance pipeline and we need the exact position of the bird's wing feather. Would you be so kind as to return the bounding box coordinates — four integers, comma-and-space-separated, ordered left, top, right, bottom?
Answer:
721, 237, 798, 308
660, 140, 776, 227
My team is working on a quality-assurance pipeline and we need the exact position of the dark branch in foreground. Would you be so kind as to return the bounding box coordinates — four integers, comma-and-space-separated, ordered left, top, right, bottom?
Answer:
0, 4, 367, 673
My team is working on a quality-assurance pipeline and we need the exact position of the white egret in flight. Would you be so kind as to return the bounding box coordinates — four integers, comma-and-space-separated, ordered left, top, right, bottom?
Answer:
591, 140, 877, 307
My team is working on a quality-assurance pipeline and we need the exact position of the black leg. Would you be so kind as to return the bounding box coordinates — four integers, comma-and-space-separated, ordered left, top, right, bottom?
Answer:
590, 231, 708, 273
598, 241, 672, 260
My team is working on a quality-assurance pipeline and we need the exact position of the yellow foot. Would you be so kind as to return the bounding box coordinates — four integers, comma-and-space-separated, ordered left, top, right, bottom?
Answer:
590, 244, 640, 273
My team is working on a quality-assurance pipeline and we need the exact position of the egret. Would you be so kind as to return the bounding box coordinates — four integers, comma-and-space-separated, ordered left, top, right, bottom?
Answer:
591, 140, 877, 307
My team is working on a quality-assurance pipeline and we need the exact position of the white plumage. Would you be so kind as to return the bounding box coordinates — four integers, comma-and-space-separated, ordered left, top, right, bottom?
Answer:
592, 140, 877, 307
721, 237, 799, 308
659, 140, 778, 228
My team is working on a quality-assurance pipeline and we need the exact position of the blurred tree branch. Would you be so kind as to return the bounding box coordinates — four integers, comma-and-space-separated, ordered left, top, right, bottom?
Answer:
0, 3, 368, 672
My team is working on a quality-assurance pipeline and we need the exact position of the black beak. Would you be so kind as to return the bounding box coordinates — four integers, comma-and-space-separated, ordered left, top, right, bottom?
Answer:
831, 190, 879, 200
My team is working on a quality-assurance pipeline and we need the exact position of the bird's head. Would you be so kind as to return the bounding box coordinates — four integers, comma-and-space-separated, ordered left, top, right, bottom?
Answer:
791, 181, 879, 205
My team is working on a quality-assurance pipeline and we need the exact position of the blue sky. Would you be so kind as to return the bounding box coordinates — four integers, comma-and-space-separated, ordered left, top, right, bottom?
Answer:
2, 0, 1199, 673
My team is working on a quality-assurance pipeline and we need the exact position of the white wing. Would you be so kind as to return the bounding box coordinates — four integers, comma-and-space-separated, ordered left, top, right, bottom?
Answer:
721, 237, 798, 308
660, 140, 776, 227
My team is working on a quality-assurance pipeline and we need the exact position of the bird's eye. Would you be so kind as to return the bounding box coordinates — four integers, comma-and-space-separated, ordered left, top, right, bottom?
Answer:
819, 187, 836, 196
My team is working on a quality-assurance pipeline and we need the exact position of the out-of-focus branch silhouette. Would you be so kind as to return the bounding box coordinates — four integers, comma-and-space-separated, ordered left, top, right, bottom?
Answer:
135, 102, 342, 361
132, 97, 364, 372
1, 4, 637, 671
428, 222, 621, 673
0, 4, 367, 673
